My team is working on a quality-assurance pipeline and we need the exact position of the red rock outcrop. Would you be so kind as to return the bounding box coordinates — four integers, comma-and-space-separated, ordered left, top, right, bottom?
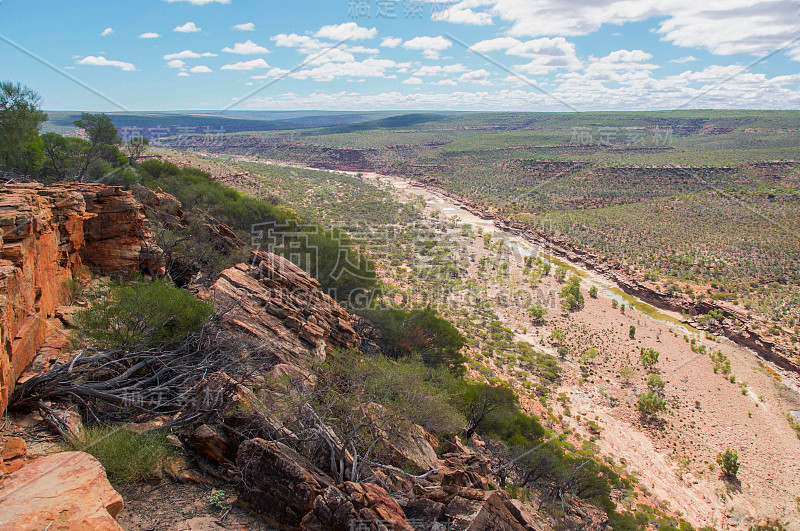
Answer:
0, 183, 155, 412
0, 451, 124, 530
202, 250, 360, 366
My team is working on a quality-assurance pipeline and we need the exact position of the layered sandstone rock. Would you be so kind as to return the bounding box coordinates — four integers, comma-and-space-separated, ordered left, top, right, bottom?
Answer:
0, 183, 155, 412
0, 451, 124, 530
202, 251, 360, 367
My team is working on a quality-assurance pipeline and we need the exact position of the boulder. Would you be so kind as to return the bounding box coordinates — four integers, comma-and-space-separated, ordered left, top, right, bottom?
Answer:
444, 491, 526, 531
301, 482, 414, 531
202, 251, 360, 369
236, 438, 335, 527
0, 451, 123, 530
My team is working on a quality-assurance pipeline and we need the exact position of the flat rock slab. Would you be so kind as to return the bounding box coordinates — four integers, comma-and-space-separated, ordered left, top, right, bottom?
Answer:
0, 451, 124, 530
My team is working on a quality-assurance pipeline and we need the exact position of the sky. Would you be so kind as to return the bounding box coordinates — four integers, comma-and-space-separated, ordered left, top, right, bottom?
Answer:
2, 0, 800, 112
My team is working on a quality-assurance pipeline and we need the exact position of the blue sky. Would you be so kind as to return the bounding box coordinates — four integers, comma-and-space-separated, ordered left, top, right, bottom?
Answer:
2, 0, 800, 111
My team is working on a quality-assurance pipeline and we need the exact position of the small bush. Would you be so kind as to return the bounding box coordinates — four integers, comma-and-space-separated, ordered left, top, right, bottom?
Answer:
65, 426, 174, 485
640, 347, 660, 371
76, 279, 213, 350
716, 448, 739, 478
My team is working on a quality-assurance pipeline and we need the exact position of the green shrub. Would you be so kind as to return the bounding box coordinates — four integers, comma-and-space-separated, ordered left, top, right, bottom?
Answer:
589, 285, 599, 298
65, 426, 174, 485
716, 448, 739, 478
360, 307, 466, 372
76, 279, 213, 350
640, 347, 660, 371
636, 391, 666, 417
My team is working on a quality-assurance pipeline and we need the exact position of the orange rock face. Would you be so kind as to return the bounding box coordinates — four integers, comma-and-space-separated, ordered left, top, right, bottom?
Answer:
0, 451, 124, 530
0, 183, 154, 412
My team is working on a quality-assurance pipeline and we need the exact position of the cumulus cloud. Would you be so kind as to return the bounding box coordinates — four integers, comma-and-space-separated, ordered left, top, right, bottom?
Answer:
381, 37, 403, 48
167, 59, 186, 69
221, 58, 270, 70
77, 55, 136, 71
431, 1, 493, 25
415, 64, 469, 76
174, 22, 201, 33
459, 69, 492, 85
163, 50, 218, 60
403, 77, 423, 85
233, 22, 255, 31
403, 36, 452, 59
189, 65, 213, 73
138, 32, 161, 39
100, 27, 113, 36
177, 72, 190, 77
291, 58, 411, 82
222, 40, 269, 54
314, 22, 377, 41
670, 55, 699, 63
487, 0, 800, 58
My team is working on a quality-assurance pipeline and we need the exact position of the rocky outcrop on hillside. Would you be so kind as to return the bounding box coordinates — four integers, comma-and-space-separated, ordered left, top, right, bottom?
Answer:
0, 451, 124, 530
0, 183, 157, 412
202, 250, 360, 366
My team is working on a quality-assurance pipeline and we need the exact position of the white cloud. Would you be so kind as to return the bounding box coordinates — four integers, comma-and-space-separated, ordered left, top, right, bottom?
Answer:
174, 22, 201, 33
163, 50, 218, 60
77, 55, 136, 71
100, 27, 114, 37
435, 79, 458, 86
138, 32, 161, 39
221, 58, 270, 70
167, 59, 186, 69
233, 22, 255, 31
459, 69, 492, 85
222, 39, 269, 54
381, 37, 402, 48
670, 55, 699, 63
165, 0, 230, 4
291, 58, 411, 82
488, 0, 800, 58
403, 36, 452, 59
314, 22, 378, 41
415, 64, 469, 76
431, 1, 493, 25
403, 77, 423, 85
190, 65, 213, 73
178, 72, 191, 77
470, 37, 521, 53
303, 48, 356, 65
251, 67, 291, 79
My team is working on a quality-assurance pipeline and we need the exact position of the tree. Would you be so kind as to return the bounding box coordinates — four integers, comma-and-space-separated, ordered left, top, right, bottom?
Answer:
646, 374, 665, 395
528, 303, 546, 323
636, 391, 666, 418
459, 383, 518, 439
0, 81, 47, 175
72, 113, 122, 181
629, 325, 636, 339
554, 266, 567, 283
716, 448, 739, 478
41, 132, 90, 181
640, 347, 660, 371
560, 275, 584, 311
124, 136, 149, 165
588, 285, 598, 298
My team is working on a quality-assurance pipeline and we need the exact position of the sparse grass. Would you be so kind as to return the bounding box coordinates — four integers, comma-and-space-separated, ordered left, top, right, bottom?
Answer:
65, 426, 175, 485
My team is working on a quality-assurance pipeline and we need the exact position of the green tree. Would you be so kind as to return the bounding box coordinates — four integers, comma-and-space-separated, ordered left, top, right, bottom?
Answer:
72, 113, 122, 181
0, 81, 47, 175
554, 266, 567, 283
636, 391, 666, 418
459, 383, 519, 438
588, 285, 598, 298
716, 448, 739, 478
640, 347, 660, 371
629, 325, 636, 339
528, 303, 546, 323
560, 275, 584, 311
646, 374, 665, 394
123, 136, 149, 165
41, 133, 90, 181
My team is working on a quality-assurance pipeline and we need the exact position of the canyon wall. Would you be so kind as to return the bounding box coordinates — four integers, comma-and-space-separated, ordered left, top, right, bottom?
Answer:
0, 183, 154, 411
